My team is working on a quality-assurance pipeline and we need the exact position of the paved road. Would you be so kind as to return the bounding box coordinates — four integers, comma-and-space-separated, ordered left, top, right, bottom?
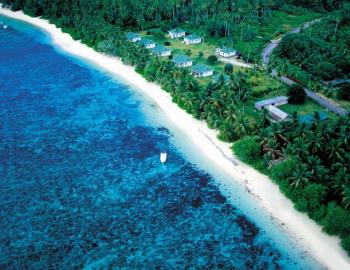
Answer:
276, 75, 348, 116
262, 18, 348, 116
262, 19, 321, 65
262, 40, 278, 65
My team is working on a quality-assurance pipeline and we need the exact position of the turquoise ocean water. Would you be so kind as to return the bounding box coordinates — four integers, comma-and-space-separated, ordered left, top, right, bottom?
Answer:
0, 15, 322, 269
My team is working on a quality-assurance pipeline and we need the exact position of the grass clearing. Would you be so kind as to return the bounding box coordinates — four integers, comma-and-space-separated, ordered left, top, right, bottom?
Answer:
279, 99, 328, 116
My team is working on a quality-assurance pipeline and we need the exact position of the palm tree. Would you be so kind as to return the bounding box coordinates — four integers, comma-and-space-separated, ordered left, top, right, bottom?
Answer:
283, 142, 298, 156
327, 139, 344, 164
279, 59, 288, 77
259, 108, 270, 128
182, 94, 193, 112
232, 113, 250, 138
223, 103, 237, 123
331, 166, 348, 195
308, 131, 324, 155
341, 185, 350, 210
305, 155, 329, 182
288, 164, 312, 189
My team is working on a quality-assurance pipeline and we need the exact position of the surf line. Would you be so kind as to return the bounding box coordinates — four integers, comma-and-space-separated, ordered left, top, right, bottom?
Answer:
198, 129, 239, 167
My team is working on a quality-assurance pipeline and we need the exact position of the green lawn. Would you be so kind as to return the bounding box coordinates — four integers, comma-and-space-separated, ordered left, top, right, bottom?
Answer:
248, 71, 286, 96
261, 10, 321, 38
279, 100, 328, 116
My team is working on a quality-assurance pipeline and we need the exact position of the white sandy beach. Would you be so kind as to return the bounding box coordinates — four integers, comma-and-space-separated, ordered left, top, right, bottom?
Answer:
1, 6, 349, 269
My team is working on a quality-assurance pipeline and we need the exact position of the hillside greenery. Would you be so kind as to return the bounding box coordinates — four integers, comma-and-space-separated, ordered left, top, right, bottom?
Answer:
275, 7, 350, 81
1, 0, 326, 61
273, 3, 350, 112
1, 0, 349, 256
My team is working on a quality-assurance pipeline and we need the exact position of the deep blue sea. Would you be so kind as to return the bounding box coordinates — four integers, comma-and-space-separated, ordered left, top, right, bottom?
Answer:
0, 16, 322, 270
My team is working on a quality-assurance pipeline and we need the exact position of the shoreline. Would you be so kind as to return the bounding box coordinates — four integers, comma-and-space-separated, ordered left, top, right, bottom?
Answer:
1, 7, 349, 269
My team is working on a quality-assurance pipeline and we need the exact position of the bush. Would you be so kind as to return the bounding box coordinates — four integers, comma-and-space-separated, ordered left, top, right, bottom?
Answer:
341, 235, 350, 256
224, 63, 233, 74
270, 157, 299, 182
287, 84, 306, 104
152, 29, 165, 41
278, 179, 303, 201
302, 183, 327, 218
242, 27, 257, 42
135, 62, 146, 73
322, 202, 350, 237
338, 84, 350, 101
295, 197, 308, 212
159, 22, 170, 32
232, 136, 261, 163
313, 61, 338, 81
207, 55, 218, 65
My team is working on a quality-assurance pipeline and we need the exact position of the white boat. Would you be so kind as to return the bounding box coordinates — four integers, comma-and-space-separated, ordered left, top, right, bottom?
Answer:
160, 152, 167, 163
3, 25, 8, 29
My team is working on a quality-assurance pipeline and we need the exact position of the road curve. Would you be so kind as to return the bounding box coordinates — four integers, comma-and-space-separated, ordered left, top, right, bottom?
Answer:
262, 18, 348, 116
262, 19, 321, 65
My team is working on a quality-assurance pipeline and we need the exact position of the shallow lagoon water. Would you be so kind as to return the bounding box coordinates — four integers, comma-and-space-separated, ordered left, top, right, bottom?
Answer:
0, 16, 322, 269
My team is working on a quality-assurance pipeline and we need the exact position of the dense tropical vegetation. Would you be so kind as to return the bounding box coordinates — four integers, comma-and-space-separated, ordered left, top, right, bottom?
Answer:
287, 84, 306, 104
273, 3, 350, 101
1, 0, 326, 61
233, 113, 350, 254
275, 8, 350, 79
1, 0, 350, 256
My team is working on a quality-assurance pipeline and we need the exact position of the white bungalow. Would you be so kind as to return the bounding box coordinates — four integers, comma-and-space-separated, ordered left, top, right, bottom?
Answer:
216, 46, 237, 58
151, 45, 172, 57
138, 38, 156, 49
184, 34, 202, 45
168, 28, 186, 39
172, 54, 193, 67
192, 64, 213, 78
126, 32, 141, 42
